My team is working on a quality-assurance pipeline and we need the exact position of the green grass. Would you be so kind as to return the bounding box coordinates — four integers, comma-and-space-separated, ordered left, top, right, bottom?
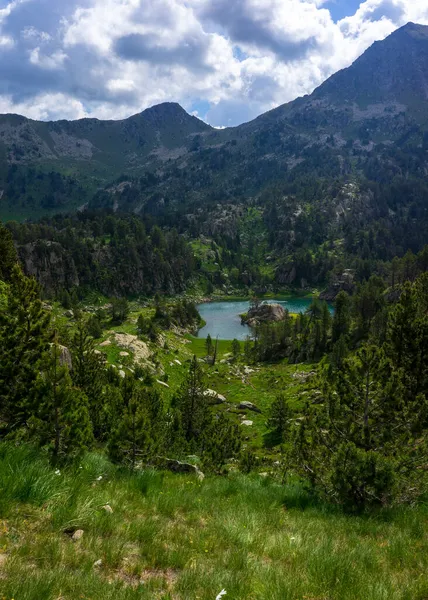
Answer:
1, 443, 428, 600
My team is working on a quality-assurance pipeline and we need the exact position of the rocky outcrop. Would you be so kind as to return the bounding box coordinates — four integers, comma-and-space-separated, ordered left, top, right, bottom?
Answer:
320, 270, 355, 302
114, 333, 151, 363
242, 303, 286, 327
18, 241, 79, 294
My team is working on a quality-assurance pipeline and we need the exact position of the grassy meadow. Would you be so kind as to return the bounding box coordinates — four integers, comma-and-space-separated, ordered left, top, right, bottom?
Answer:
1, 444, 428, 600
2, 298, 426, 600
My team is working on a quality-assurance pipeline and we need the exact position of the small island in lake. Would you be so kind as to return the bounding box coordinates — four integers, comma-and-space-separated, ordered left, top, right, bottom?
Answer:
241, 302, 286, 327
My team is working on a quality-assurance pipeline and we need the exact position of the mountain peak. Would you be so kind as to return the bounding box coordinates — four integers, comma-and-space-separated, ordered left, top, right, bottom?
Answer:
130, 101, 211, 130
394, 22, 428, 38
311, 22, 428, 111
140, 102, 185, 115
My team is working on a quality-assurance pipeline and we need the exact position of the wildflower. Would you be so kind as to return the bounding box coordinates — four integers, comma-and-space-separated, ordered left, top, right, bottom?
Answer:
96, 475, 103, 481
55, 469, 61, 475
216, 590, 227, 600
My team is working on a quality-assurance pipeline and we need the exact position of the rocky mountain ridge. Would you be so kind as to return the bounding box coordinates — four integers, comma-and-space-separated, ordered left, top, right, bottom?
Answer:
1, 22, 428, 241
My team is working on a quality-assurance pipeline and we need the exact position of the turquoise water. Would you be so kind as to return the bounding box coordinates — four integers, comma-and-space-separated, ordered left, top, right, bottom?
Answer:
197, 298, 332, 341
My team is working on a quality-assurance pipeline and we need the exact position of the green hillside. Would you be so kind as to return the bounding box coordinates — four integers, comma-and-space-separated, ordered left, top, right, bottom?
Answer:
2, 443, 428, 600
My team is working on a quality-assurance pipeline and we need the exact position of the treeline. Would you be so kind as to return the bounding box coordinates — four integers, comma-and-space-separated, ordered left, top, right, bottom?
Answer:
0, 231, 241, 471
6, 211, 197, 297
2, 164, 89, 210
262, 169, 428, 288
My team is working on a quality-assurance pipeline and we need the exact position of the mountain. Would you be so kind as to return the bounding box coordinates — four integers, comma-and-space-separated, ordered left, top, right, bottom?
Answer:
1, 22, 428, 252
0, 102, 211, 218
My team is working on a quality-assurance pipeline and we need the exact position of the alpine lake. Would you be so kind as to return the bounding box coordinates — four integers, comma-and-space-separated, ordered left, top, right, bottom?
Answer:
197, 298, 333, 341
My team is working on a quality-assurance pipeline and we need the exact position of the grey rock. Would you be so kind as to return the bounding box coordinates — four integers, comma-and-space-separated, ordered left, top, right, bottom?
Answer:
203, 389, 227, 404
72, 529, 84, 541
153, 457, 204, 480
238, 401, 262, 414
242, 302, 286, 327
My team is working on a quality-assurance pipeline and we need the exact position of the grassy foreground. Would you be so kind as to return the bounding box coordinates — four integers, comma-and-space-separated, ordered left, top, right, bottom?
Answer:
1, 445, 428, 600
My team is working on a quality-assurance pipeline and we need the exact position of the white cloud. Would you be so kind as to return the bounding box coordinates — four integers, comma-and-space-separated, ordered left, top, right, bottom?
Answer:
0, 92, 87, 120
29, 47, 67, 69
0, 0, 426, 126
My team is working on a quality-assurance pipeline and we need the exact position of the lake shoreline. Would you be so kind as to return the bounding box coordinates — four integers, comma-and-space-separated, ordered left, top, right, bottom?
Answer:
196, 297, 333, 341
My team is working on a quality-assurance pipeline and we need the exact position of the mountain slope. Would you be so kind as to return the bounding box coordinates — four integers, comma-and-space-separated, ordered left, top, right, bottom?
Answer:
0, 102, 210, 168
1, 22, 428, 225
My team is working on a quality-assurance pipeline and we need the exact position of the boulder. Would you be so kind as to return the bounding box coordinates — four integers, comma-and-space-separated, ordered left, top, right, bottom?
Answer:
100, 339, 112, 347
241, 420, 253, 426
242, 303, 286, 327
102, 504, 113, 514
238, 401, 262, 414
203, 389, 227, 404
71, 529, 84, 542
153, 457, 204, 480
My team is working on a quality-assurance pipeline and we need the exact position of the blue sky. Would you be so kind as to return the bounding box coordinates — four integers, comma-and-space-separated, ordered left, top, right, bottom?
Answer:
0, 0, 426, 126
325, 0, 363, 21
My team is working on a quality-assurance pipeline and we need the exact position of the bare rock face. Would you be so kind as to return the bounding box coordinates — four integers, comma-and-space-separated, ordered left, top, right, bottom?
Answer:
18, 241, 80, 294
320, 269, 355, 301
243, 303, 286, 327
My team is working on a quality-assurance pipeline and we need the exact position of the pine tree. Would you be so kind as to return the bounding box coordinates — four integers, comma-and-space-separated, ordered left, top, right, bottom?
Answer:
110, 297, 129, 324
244, 336, 253, 363
230, 338, 241, 362
205, 334, 213, 357
332, 291, 351, 343
70, 320, 105, 437
172, 355, 210, 446
353, 276, 385, 338
31, 340, 93, 464
293, 343, 428, 508
60, 289, 72, 310
320, 302, 332, 353
0, 266, 50, 432
87, 315, 103, 339
108, 387, 152, 469
201, 414, 242, 472
330, 335, 349, 372
267, 394, 293, 443
0, 223, 18, 282
387, 276, 428, 407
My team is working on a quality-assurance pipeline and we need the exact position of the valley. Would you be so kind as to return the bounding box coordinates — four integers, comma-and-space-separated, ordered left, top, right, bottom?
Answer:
1, 21, 428, 600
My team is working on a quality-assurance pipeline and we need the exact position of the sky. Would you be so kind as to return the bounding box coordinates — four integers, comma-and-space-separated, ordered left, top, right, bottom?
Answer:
0, 0, 427, 127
